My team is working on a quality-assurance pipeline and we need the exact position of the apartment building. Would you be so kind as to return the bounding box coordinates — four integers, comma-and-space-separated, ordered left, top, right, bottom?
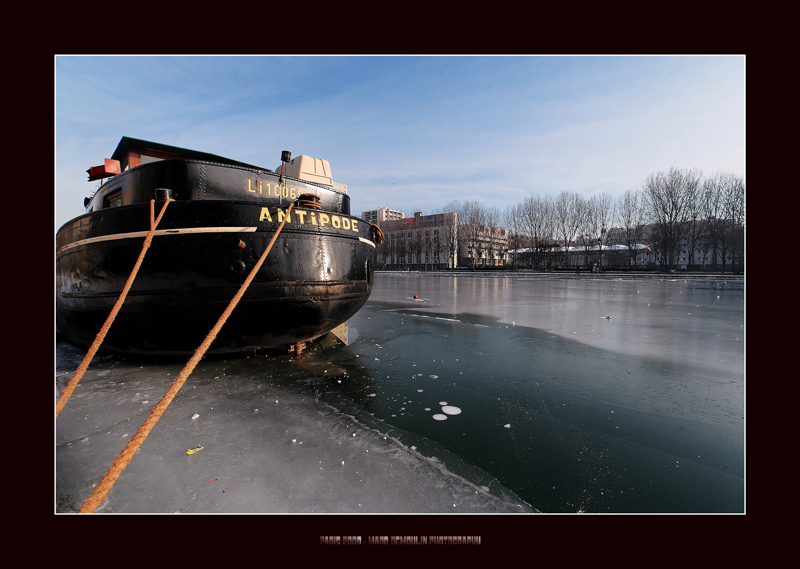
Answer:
361, 207, 405, 224
375, 211, 459, 270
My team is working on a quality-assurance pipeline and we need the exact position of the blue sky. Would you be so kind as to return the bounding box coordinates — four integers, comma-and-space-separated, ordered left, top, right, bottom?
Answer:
55, 55, 744, 231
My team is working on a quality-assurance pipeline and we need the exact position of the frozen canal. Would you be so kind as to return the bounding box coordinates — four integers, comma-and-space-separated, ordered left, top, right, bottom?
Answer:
55, 272, 744, 514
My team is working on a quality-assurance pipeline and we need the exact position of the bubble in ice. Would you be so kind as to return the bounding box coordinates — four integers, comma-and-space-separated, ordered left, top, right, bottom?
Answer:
432, 414, 448, 421
429, 375, 438, 379
439, 401, 447, 405
442, 406, 461, 415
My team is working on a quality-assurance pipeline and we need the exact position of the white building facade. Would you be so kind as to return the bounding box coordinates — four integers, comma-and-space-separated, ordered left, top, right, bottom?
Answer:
362, 207, 405, 224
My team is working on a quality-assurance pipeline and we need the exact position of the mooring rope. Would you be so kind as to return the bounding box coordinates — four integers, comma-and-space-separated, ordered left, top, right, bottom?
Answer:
56, 199, 173, 418
370, 223, 384, 245
77, 203, 295, 513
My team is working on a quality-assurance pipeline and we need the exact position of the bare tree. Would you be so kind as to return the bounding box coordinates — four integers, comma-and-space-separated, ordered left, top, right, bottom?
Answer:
616, 189, 648, 268
410, 230, 424, 270
576, 197, 595, 267
440, 201, 461, 269
396, 231, 408, 269
684, 175, 704, 268
554, 191, 585, 269
484, 206, 501, 267
642, 167, 702, 270
593, 193, 616, 267
701, 174, 723, 269
521, 194, 557, 271
458, 200, 486, 269
727, 174, 745, 271
702, 171, 743, 271
377, 229, 392, 269
574, 193, 615, 270
503, 203, 524, 270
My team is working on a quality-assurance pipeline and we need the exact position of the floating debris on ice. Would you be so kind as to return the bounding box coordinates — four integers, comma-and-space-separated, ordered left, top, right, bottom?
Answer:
191, 414, 200, 420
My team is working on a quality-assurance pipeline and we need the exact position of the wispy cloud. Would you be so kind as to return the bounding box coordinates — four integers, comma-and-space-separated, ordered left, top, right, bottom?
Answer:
55, 55, 744, 229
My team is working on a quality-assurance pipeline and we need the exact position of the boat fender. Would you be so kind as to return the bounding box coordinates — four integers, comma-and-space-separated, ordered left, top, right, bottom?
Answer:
370, 223, 385, 245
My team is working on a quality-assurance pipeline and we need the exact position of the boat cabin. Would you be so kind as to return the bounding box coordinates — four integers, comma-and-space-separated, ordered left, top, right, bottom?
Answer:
83, 136, 345, 213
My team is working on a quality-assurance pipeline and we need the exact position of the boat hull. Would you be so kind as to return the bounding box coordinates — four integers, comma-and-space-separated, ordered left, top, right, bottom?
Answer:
56, 200, 376, 355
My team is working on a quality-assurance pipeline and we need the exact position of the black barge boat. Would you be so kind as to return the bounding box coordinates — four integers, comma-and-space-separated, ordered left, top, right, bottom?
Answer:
56, 137, 381, 355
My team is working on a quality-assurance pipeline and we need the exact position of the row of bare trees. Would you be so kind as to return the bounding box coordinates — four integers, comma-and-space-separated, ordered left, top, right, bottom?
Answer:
633, 168, 743, 271
488, 168, 743, 271
443, 200, 507, 268
376, 167, 744, 272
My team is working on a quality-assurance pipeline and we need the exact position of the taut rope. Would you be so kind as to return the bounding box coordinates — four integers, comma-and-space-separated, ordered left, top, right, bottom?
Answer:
77, 203, 295, 513
56, 199, 173, 417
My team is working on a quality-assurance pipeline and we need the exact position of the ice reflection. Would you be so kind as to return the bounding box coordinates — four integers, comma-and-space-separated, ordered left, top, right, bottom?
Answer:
343, 272, 744, 513
369, 273, 744, 377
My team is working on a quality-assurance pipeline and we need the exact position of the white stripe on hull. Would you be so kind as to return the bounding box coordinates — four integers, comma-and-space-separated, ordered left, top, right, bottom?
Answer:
57, 225, 375, 255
